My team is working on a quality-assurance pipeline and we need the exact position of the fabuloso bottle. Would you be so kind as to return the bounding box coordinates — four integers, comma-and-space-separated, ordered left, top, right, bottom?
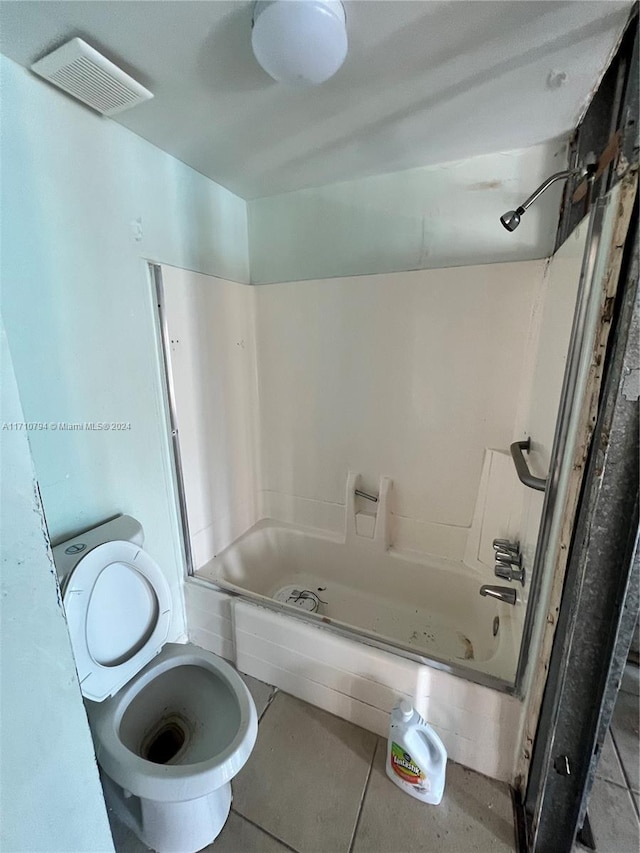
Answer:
386, 700, 447, 804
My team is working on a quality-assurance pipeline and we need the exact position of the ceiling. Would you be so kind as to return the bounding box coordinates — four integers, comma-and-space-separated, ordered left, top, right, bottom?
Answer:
0, 1, 631, 199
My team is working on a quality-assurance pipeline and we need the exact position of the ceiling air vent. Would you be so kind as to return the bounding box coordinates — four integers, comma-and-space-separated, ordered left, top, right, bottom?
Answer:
30, 37, 153, 116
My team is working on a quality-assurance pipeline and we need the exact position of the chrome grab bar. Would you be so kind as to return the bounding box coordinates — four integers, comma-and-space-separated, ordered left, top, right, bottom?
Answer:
510, 438, 547, 492
354, 489, 378, 503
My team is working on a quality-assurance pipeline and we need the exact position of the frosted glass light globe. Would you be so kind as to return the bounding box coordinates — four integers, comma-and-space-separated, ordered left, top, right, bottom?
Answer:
251, 0, 348, 87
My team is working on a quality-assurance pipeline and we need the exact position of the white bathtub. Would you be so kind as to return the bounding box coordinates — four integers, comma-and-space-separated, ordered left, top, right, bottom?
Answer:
186, 520, 524, 782
195, 520, 522, 685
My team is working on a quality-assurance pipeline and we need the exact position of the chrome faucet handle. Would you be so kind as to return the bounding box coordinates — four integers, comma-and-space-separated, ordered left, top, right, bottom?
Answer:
495, 564, 513, 581
492, 538, 520, 554
494, 562, 526, 586
495, 549, 522, 567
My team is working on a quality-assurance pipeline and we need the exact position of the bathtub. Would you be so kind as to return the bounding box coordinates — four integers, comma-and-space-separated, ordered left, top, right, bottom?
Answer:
195, 520, 522, 686
187, 519, 524, 782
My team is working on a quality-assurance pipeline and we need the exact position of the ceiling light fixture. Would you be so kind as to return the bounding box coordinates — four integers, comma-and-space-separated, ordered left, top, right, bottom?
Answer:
251, 0, 348, 87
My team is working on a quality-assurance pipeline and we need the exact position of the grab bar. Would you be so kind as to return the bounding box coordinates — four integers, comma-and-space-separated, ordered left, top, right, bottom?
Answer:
510, 438, 547, 492
354, 489, 378, 503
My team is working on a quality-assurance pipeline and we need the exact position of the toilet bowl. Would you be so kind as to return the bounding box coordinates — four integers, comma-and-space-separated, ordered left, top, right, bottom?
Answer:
88, 643, 257, 852
53, 515, 258, 853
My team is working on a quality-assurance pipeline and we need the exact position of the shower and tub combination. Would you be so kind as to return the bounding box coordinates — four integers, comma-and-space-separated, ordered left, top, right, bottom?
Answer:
150, 162, 616, 783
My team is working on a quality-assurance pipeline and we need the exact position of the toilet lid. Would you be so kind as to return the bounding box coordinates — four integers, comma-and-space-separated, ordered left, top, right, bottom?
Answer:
63, 540, 172, 702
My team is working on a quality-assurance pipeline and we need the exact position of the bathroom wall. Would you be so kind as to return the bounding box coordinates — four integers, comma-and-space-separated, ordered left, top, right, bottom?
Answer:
161, 266, 259, 568
0, 56, 249, 639
248, 140, 568, 284
254, 260, 545, 558
0, 326, 114, 853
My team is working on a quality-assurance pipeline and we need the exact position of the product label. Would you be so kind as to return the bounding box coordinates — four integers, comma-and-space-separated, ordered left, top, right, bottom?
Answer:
390, 742, 429, 791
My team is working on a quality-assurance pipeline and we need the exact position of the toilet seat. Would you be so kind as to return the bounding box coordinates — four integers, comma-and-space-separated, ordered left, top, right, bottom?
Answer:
63, 540, 171, 702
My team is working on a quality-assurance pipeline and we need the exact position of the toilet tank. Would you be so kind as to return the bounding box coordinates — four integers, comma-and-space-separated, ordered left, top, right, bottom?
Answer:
52, 515, 144, 590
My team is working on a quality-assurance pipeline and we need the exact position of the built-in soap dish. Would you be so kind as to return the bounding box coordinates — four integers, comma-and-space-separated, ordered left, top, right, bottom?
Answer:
346, 472, 394, 551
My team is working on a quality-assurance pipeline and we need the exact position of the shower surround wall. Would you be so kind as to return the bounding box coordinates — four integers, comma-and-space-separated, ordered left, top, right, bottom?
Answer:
161, 266, 259, 569
255, 262, 545, 557
164, 260, 545, 567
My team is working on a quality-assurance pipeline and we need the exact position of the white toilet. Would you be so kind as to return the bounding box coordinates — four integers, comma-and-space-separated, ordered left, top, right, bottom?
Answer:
53, 515, 257, 853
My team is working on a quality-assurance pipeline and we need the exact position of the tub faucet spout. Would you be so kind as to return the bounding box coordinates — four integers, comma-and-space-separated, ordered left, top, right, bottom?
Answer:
480, 585, 517, 605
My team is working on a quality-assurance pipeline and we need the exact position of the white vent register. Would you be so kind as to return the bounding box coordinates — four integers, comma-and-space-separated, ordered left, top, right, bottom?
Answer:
31, 37, 153, 116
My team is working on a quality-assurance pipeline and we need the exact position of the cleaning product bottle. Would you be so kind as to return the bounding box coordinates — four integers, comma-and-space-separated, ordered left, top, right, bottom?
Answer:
386, 699, 447, 804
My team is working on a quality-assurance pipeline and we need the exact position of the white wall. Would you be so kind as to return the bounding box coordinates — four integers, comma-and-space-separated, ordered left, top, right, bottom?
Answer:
161, 266, 259, 569
248, 140, 568, 284
0, 57, 249, 639
0, 325, 114, 853
254, 261, 544, 557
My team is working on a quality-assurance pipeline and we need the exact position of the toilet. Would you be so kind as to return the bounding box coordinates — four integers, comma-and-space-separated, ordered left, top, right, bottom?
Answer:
53, 515, 258, 853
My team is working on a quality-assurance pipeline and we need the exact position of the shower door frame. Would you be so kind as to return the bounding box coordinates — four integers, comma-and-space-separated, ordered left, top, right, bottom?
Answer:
150, 262, 195, 578
512, 197, 608, 691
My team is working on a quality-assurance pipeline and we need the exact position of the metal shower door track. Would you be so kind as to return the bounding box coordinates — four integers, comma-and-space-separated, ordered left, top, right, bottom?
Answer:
514, 198, 607, 693
149, 262, 194, 578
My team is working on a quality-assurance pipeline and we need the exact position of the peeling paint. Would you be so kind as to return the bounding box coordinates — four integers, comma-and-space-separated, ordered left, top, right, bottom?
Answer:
32, 477, 63, 611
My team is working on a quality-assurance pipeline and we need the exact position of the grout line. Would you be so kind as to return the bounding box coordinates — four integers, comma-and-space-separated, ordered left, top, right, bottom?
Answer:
230, 808, 300, 852
594, 775, 633, 791
347, 738, 378, 853
608, 727, 640, 820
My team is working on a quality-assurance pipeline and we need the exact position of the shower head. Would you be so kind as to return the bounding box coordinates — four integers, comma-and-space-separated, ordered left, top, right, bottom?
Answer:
499, 160, 595, 234
500, 207, 524, 232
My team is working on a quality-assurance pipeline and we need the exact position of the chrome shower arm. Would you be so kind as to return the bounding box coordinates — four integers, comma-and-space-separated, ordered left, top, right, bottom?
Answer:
518, 167, 586, 213
500, 155, 596, 232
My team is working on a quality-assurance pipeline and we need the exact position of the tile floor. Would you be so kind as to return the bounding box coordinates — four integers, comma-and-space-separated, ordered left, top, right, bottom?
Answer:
107, 665, 639, 853
107, 671, 517, 853
575, 664, 640, 853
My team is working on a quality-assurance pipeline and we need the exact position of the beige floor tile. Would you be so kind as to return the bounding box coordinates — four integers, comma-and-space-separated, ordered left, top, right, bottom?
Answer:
232, 692, 377, 853
239, 672, 275, 719
596, 731, 626, 787
586, 777, 640, 853
204, 812, 293, 852
611, 690, 640, 793
353, 738, 515, 853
